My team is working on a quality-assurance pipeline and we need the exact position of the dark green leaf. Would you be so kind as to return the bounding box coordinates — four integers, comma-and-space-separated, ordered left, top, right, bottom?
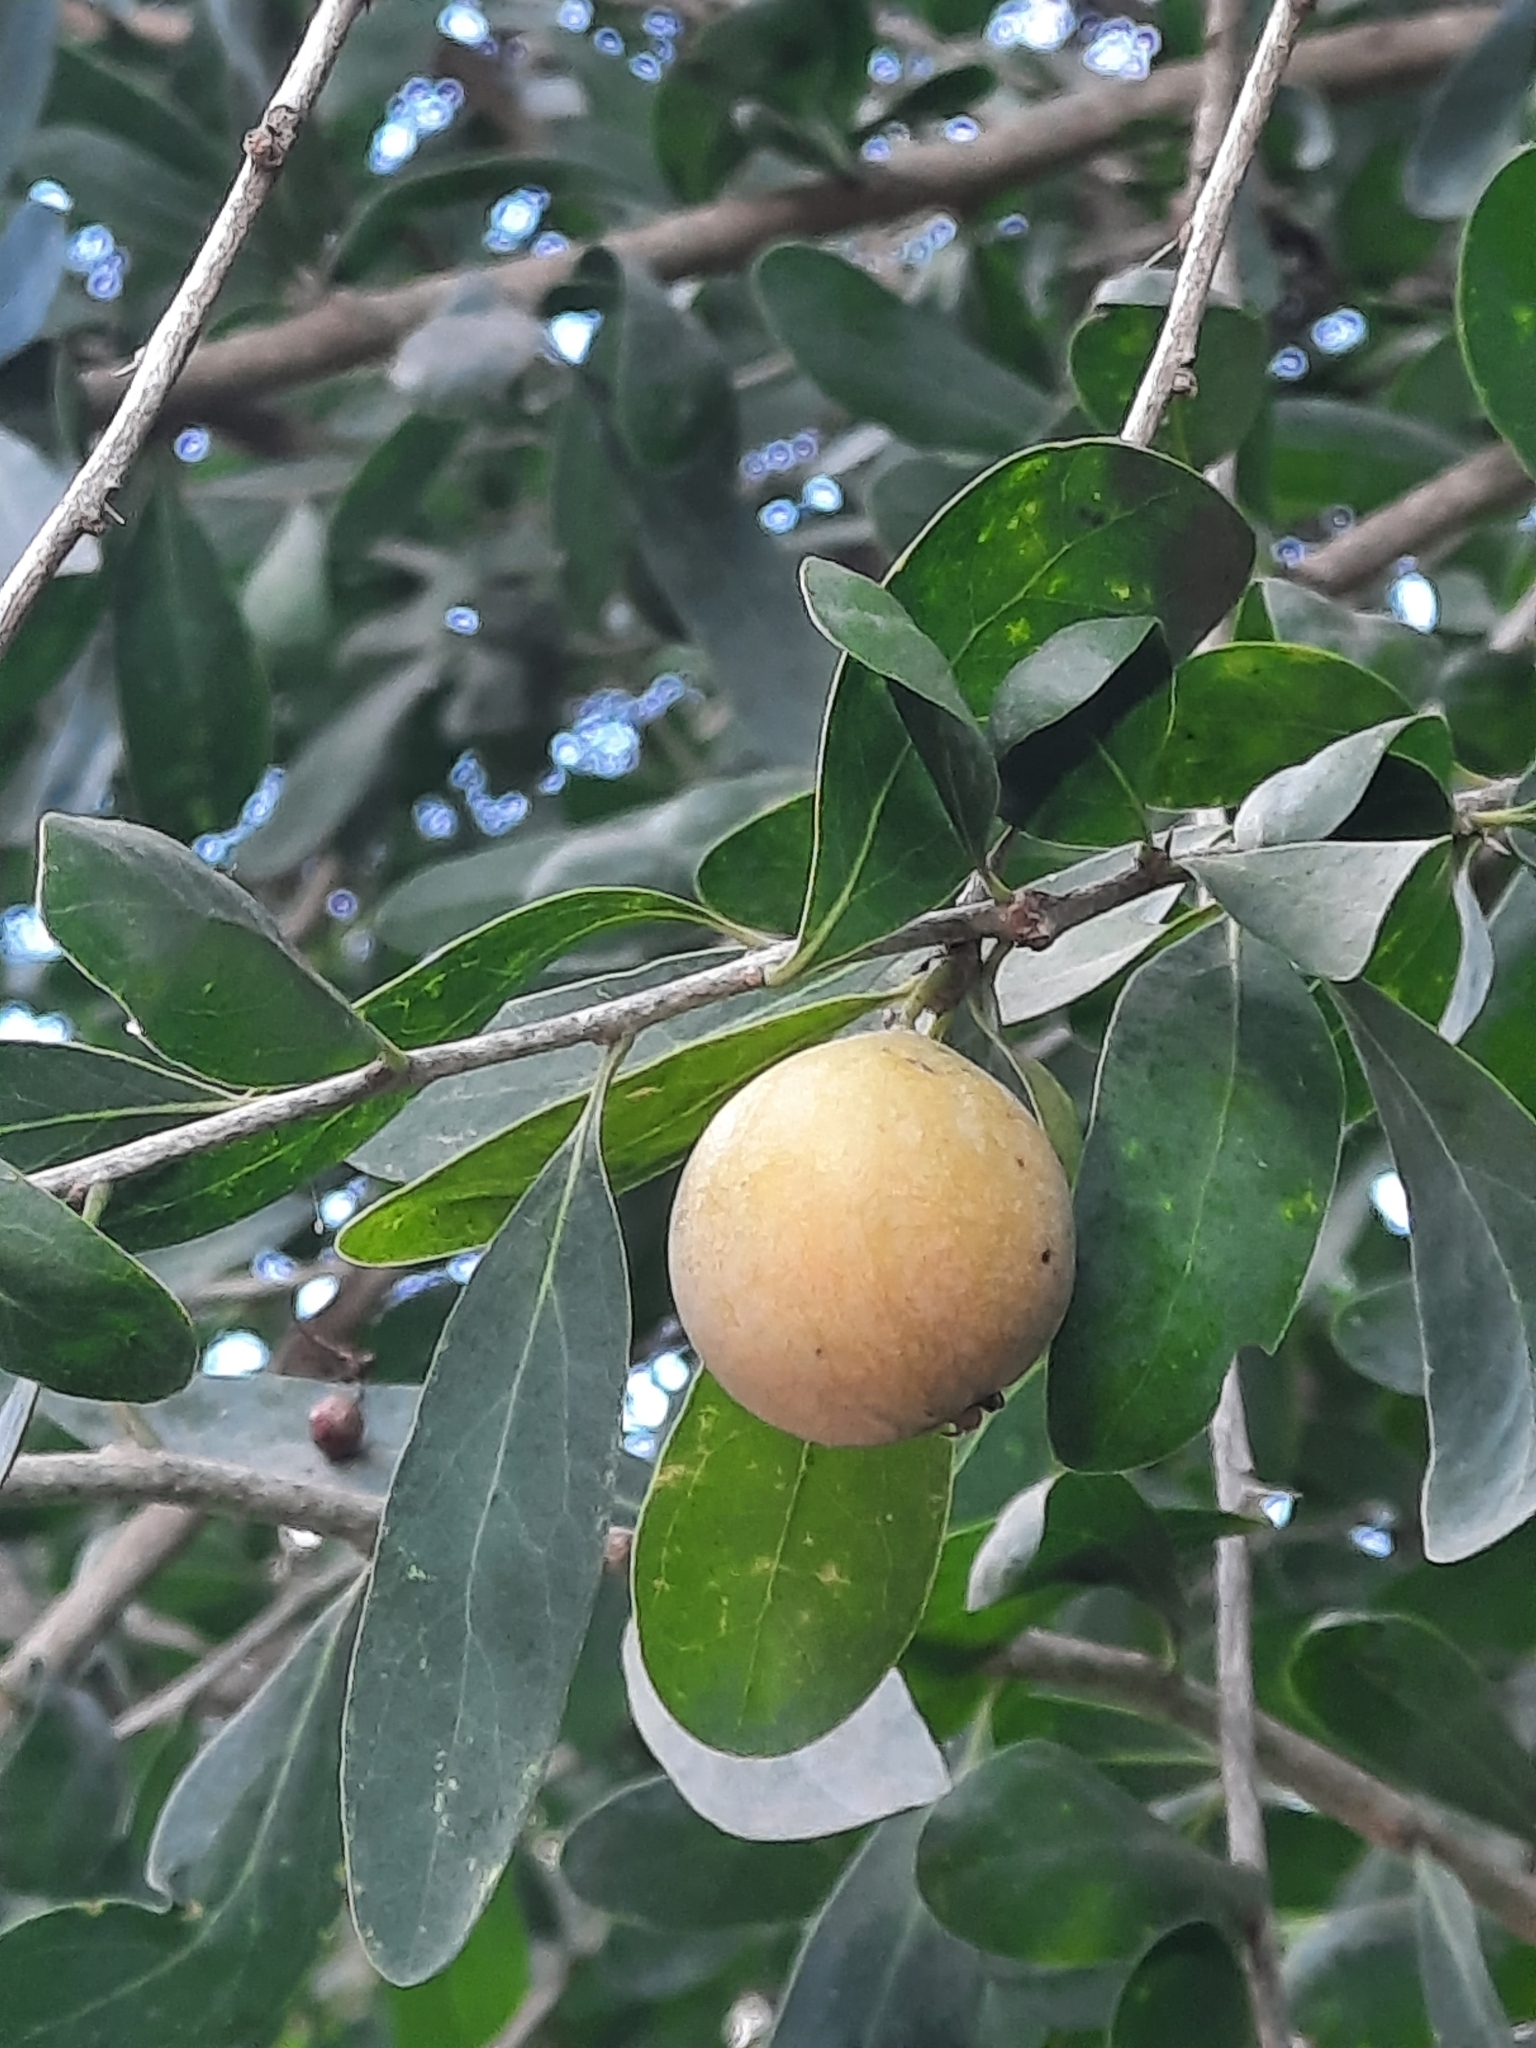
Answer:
1268, 400, 1467, 524
1458, 148, 1536, 475
340, 983, 890, 1263
1464, 868, 1536, 1114
1110, 1924, 1254, 2048
1333, 980, 1536, 1561
967, 1472, 1184, 1638
328, 414, 465, 602
561, 1776, 857, 1928
583, 248, 736, 473
0, 1593, 359, 2048
1288, 1612, 1536, 1837
333, 154, 593, 281
0, 572, 103, 745
1333, 1279, 1424, 1395
772, 1812, 992, 2048
387, 1875, 531, 2048
1413, 1853, 1511, 2047
1049, 923, 1342, 1471
110, 472, 270, 843
696, 791, 814, 935
917, 1741, 1262, 1963
44, 44, 224, 184
632, 1372, 951, 1756
1070, 274, 1268, 468
1232, 716, 1454, 850
0, 1042, 228, 1173
1405, 0, 1536, 219
0, 1160, 195, 1400
39, 814, 391, 1087
344, 1097, 630, 1984
757, 243, 1052, 457
1289, 1899, 1433, 2048
0, 1685, 127, 1899
1184, 841, 1446, 981
860, 61, 995, 135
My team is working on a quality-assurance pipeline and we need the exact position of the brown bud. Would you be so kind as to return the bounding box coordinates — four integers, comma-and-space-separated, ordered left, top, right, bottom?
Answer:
603, 1525, 634, 1574
309, 1390, 365, 1462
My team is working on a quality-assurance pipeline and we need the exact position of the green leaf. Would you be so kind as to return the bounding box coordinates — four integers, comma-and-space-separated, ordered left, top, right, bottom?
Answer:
966, 1472, 1184, 1639
332, 154, 594, 282
0, 1042, 229, 1173
110, 470, 270, 843
1110, 1925, 1254, 2048
696, 791, 814, 936
1464, 868, 1536, 1113
1232, 716, 1454, 850
328, 414, 465, 604
756, 243, 1053, 457
0, 1685, 127, 1900
560, 1776, 857, 1928
800, 556, 999, 857
1458, 148, 1536, 475
342, 1098, 631, 1984
1333, 1278, 1424, 1395
1413, 1853, 1511, 2048
632, 1372, 951, 1756
39, 814, 391, 1087
341, 981, 890, 1263
993, 888, 1186, 1025
0, 1592, 359, 2048
1184, 842, 1446, 981
1070, 273, 1268, 468
359, 886, 728, 1049
1268, 400, 1467, 524
917, 1741, 1262, 1964
1332, 980, 1536, 1561
772, 1813, 993, 2048
1049, 922, 1342, 1471
0, 1160, 195, 1400
0, 570, 102, 745
387, 1875, 531, 2048
1406, 0, 1536, 219
0, 0, 56, 190
1288, 1613, 1536, 1838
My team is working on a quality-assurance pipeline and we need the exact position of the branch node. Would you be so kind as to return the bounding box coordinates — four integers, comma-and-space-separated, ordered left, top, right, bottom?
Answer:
245, 104, 302, 172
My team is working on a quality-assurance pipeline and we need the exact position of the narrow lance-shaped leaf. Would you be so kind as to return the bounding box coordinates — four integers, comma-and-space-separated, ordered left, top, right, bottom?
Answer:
0, 1591, 360, 2048
0, 1161, 196, 1401
632, 1372, 952, 1757
1049, 922, 1342, 1472
1413, 1853, 1512, 2048
1333, 979, 1536, 1561
39, 814, 391, 1088
343, 1071, 632, 1985
0, 1042, 230, 1174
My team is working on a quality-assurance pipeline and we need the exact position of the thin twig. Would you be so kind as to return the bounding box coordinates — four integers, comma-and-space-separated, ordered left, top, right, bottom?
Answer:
0, 0, 371, 662
1121, 0, 1314, 449
1296, 441, 1532, 598
0, 1504, 203, 1735
997, 1628, 1536, 1950
2, 1448, 381, 1545
29, 858, 1185, 1200
112, 1554, 362, 1738
1180, 0, 1247, 227
1211, 1369, 1293, 2048
76, 9, 1492, 424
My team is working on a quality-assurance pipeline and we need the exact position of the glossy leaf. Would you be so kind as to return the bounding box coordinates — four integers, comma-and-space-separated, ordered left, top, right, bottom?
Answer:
772, 1812, 992, 2048
343, 1098, 631, 1984
1070, 274, 1268, 468
622, 1629, 950, 1842
387, 1876, 531, 2048
1288, 1613, 1536, 1837
561, 1776, 857, 1928
696, 790, 814, 936
1413, 1853, 1511, 2047
1185, 841, 1446, 981
1334, 980, 1536, 1561
757, 244, 1052, 457
0, 193, 66, 369
1233, 716, 1454, 850
0, 1041, 228, 1173
917, 1741, 1261, 1963
993, 889, 1185, 1025
0, 1160, 195, 1400
110, 471, 270, 843
1458, 148, 1536, 475
1405, 0, 1536, 217
1268, 399, 1465, 523
632, 1372, 952, 1756
965, 1472, 1183, 1638
1050, 923, 1342, 1471
39, 814, 391, 1087
1110, 1924, 1254, 2048
0, 572, 103, 745
0, 1593, 359, 2048
341, 983, 890, 1264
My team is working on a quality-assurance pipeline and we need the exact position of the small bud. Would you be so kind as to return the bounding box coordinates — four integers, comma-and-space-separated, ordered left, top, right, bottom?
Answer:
309, 1390, 365, 1462
603, 1525, 634, 1573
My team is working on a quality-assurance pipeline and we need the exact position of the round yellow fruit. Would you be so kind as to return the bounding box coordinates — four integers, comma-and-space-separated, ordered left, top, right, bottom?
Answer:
666, 1029, 1075, 1447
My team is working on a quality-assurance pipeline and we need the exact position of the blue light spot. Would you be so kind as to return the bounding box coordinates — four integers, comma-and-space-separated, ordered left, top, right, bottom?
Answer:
1259, 1492, 1296, 1530
0, 906, 61, 964
624, 1368, 671, 1431
593, 25, 624, 53
85, 254, 126, 302
1271, 536, 1308, 569
1325, 505, 1355, 533
765, 439, 794, 471
27, 179, 72, 213
585, 719, 641, 778
368, 119, 418, 174
557, 0, 593, 25
549, 731, 584, 771
64, 223, 114, 275
194, 832, 234, 865
319, 1184, 362, 1229
1311, 306, 1367, 356
630, 50, 662, 80
1268, 344, 1308, 381
1388, 561, 1438, 634
0, 1004, 72, 1043
907, 51, 935, 78
252, 1250, 298, 1284
945, 115, 981, 142
546, 309, 602, 364
294, 1274, 340, 1320
1082, 18, 1155, 78
412, 79, 464, 135
649, 1348, 692, 1393
638, 671, 687, 719
790, 430, 819, 462
868, 46, 903, 82
484, 187, 546, 252
445, 603, 481, 635
449, 749, 486, 793
240, 767, 285, 829
413, 795, 459, 840
1370, 1168, 1411, 1237
531, 230, 569, 257
643, 7, 681, 34
539, 766, 567, 795
202, 1329, 268, 1378
801, 473, 844, 515
326, 889, 359, 922
437, 1, 491, 44
860, 134, 893, 163
741, 450, 769, 481
1349, 1524, 1394, 1560
994, 212, 1029, 238
448, 1251, 482, 1283
988, 0, 1077, 50
174, 425, 211, 464
758, 497, 799, 535
624, 1427, 660, 1461
471, 790, 530, 835
386, 1270, 451, 1308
